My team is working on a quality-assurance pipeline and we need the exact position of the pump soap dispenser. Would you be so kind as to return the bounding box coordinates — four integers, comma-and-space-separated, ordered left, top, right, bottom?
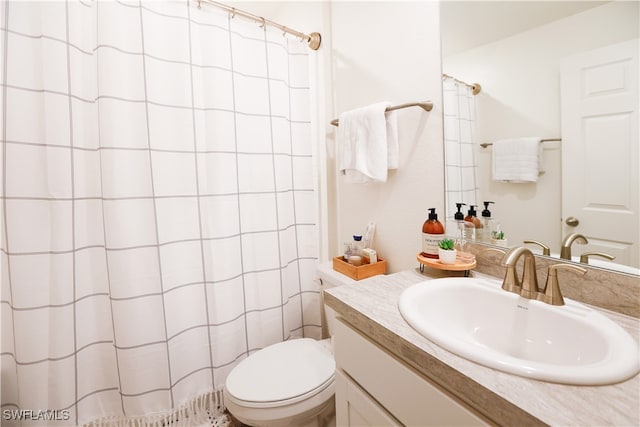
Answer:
421, 208, 445, 259
481, 201, 497, 243
464, 205, 482, 241
446, 203, 466, 251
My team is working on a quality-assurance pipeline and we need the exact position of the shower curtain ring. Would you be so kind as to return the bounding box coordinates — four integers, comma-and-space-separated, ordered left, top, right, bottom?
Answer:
259, 17, 266, 28
230, 7, 236, 18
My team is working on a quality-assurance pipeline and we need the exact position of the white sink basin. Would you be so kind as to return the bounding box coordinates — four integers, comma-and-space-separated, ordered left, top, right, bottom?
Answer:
398, 277, 640, 385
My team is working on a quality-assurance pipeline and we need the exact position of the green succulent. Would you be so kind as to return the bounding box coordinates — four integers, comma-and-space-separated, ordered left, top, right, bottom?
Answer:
438, 238, 455, 250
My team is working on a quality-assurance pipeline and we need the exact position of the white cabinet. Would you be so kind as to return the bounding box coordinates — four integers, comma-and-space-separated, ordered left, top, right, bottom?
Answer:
334, 317, 489, 427
335, 370, 400, 426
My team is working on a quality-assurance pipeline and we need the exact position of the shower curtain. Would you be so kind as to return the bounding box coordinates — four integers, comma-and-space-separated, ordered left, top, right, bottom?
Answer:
0, 1, 320, 426
442, 75, 478, 222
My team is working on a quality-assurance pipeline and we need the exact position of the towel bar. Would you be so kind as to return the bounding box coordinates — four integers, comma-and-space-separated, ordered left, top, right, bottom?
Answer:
330, 101, 433, 126
480, 138, 562, 148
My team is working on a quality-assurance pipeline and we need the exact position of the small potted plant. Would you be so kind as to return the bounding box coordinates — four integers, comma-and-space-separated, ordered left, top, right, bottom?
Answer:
491, 230, 508, 247
438, 238, 457, 264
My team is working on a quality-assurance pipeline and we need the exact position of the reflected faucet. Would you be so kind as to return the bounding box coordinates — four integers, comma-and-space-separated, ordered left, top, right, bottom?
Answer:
579, 252, 616, 264
523, 239, 551, 256
560, 233, 588, 260
500, 246, 539, 299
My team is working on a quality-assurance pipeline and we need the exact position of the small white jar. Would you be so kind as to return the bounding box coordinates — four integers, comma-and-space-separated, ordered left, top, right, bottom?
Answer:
348, 255, 363, 266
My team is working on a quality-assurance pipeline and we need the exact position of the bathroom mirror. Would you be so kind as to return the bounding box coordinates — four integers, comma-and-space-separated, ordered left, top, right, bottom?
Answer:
440, 1, 639, 275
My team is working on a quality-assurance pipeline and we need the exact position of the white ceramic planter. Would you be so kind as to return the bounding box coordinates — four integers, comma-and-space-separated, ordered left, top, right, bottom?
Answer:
491, 238, 508, 247
438, 248, 457, 264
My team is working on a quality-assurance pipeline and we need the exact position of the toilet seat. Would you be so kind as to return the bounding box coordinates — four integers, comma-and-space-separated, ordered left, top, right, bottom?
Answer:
225, 338, 335, 409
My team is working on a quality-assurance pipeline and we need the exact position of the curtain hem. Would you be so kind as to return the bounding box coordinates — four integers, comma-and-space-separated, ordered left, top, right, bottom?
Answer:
83, 389, 228, 427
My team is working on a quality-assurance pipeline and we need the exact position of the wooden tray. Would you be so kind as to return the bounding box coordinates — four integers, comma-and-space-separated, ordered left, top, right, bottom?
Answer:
417, 252, 477, 271
333, 256, 386, 280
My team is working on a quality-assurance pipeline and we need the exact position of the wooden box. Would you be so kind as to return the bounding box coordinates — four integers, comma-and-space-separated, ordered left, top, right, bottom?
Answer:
332, 256, 387, 281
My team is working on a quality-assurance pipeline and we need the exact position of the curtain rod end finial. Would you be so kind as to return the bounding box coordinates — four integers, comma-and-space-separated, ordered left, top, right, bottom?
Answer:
308, 32, 321, 50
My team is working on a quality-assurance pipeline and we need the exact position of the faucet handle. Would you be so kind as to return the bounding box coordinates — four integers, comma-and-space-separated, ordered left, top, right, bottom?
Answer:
502, 263, 521, 294
486, 246, 527, 294
481, 247, 521, 293
523, 240, 550, 256
579, 252, 616, 264
539, 264, 587, 306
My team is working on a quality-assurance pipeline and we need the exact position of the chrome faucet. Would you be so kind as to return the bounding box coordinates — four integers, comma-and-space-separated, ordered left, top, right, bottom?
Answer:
500, 246, 539, 299
560, 233, 588, 260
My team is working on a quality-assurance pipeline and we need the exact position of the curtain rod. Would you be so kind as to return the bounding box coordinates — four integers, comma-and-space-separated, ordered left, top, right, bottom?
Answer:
442, 73, 481, 95
195, 0, 321, 50
480, 138, 562, 148
330, 101, 433, 126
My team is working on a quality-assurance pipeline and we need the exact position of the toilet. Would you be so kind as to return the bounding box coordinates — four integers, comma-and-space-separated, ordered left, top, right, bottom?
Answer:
223, 263, 354, 427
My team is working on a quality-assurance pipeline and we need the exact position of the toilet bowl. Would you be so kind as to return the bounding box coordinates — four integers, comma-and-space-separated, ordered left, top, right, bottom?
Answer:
224, 338, 335, 427
223, 263, 354, 427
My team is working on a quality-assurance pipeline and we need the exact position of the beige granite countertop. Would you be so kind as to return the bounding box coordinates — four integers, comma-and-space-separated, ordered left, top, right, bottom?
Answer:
323, 268, 640, 427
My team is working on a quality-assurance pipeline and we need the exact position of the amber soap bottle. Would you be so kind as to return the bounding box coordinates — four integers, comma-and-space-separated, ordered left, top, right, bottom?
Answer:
464, 204, 483, 241
421, 208, 445, 258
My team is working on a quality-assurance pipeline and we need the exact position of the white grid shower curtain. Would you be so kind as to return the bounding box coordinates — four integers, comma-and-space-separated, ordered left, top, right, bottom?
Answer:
442, 75, 478, 221
0, 1, 320, 426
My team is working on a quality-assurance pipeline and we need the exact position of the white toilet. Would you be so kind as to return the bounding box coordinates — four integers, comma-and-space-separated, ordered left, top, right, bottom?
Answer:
223, 263, 353, 427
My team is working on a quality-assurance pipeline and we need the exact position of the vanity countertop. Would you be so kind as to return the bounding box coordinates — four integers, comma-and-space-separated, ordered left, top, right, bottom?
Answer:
323, 268, 640, 426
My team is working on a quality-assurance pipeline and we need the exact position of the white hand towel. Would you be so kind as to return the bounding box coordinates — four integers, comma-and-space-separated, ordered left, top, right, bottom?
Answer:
492, 137, 544, 183
338, 102, 399, 183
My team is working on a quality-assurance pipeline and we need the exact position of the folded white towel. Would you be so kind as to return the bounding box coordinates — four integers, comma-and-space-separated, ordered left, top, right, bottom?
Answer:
492, 137, 545, 183
338, 102, 399, 183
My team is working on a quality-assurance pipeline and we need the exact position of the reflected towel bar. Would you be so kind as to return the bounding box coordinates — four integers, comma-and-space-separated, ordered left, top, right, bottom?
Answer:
330, 101, 433, 126
480, 138, 562, 148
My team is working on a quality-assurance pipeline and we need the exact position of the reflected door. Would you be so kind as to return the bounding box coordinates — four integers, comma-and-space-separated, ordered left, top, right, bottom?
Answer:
560, 39, 639, 268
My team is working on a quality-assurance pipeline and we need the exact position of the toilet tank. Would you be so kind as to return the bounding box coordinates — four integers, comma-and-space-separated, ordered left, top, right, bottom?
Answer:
316, 262, 355, 339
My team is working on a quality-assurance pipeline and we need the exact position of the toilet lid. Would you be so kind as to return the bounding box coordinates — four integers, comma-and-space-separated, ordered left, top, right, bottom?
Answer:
225, 338, 335, 403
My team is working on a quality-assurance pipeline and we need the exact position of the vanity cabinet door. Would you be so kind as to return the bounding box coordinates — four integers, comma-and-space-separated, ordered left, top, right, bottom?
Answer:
335, 370, 400, 427
334, 317, 488, 426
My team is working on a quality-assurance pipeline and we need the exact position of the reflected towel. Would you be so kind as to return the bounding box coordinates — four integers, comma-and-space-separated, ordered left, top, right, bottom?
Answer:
338, 102, 398, 183
492, 137, 545, 183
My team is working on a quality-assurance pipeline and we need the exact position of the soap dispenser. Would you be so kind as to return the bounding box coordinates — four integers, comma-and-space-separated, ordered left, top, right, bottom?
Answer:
446, 203, 469, 251
421, 208, 444, 259
351, 235, 364, 256
480, 201, 496, 243
464, 205, 482, 241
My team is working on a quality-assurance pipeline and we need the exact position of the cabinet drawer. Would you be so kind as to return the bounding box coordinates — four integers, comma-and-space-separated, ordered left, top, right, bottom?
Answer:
334, 317, 487, 426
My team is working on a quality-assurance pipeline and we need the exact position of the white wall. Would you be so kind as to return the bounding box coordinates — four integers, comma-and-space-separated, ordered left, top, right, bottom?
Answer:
443, 1, 638, 253
329, 1, 445, 272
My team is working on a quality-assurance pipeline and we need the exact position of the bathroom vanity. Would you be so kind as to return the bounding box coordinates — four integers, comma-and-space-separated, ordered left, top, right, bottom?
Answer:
323, 268, 640, 426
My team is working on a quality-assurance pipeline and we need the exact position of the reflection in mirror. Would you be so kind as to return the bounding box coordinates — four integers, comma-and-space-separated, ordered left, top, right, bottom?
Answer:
440, 1, 639, 275
442, 74, 480, 243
